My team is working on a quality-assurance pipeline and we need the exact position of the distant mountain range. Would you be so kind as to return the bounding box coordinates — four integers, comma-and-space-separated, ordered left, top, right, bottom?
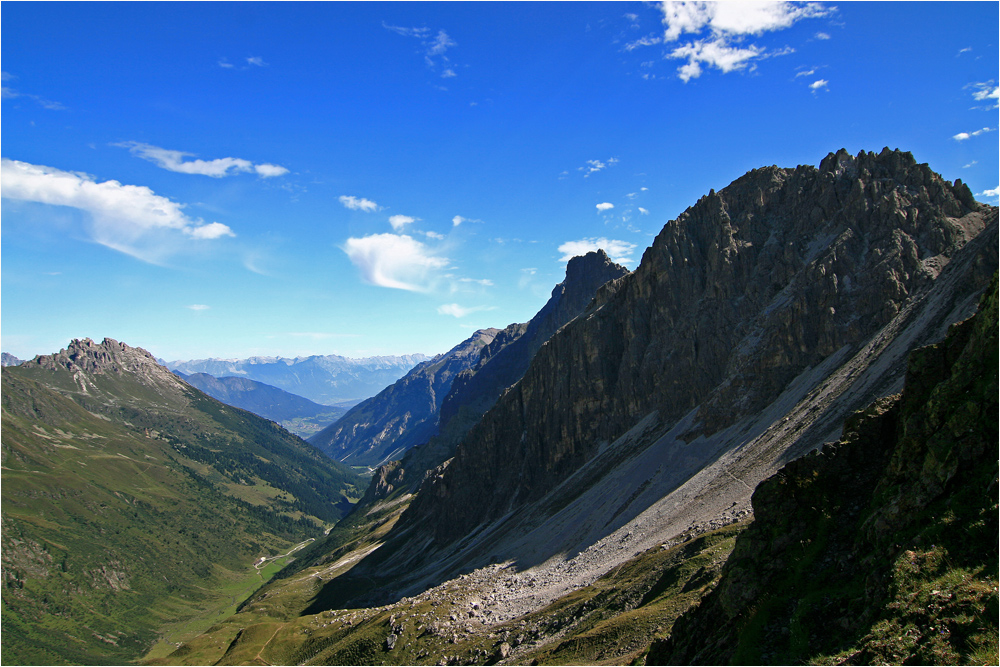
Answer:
163, 352, 429, 405
174, 371, 348, 439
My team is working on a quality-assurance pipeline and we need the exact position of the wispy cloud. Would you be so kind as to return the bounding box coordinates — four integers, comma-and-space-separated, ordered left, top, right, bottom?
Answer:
1, 158, 234, 263
459, 277, 494, 287
342, 233, 448, 291
384, 23, 459, 76
952, 127, 995, 141
452, 215, 483, 226
388, 214, 418, 230
558, 237, 637, 266
596, 202, 615, 212
638, 207, 650, 215
980, 185, 999, 199
339, 195, 381, 212
579, 157, 620, 177
815, 31, 831, 40
246, 56, 267, 67
436, 303, 497, 318
656, 1, 832, 82
1, 72, 67, 110
118, 142, 289, 178
186, 304, 211, 311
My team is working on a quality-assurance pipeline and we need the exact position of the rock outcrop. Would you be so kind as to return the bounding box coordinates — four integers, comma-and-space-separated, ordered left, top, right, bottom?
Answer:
648, 275, 998, 665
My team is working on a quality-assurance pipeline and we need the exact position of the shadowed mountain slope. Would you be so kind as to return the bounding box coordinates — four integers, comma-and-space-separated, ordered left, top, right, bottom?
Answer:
648, 275, 998, 665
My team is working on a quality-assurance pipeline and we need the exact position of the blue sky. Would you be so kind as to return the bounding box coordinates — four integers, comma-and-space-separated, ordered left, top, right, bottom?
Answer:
2, 1, 998, 362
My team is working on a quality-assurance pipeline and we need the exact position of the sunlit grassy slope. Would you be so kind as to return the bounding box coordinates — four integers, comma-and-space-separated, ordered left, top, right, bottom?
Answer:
1, 356, 364, 665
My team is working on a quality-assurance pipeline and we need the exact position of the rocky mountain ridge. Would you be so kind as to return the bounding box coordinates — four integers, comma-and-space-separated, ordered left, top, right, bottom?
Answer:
308, 329, 501, 467
310, 148, 996, 611
362, 250, 629, 496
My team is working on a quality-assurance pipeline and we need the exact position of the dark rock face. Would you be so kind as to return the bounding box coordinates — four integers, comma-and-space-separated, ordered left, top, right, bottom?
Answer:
647, 276, 998, 665
309, 329, 501, 466
401, 148, 995, 545
439, 250, 629, 431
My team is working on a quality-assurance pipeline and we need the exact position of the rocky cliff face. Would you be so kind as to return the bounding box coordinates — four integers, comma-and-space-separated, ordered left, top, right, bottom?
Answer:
367, 251, 629, 498
648, 276, 998, 665
309, 329, 501, 467
399, 148, 995, 546
439, 250, 629, 431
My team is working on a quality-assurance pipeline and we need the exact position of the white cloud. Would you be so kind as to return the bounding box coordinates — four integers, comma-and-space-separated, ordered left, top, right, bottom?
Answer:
980, 186, 1000, 199
795, 68, 816, 78
339, 195, 380, 212
809, 79, 828, 92
342, 233, 448, 291
596, 202, 615, 212
453, 215, 466, 226
423, 230, 446, 240
969, 81, 1000, 109
246, 56, 267, 67
558, 237, 637, 265
254, 163, 290, 177
815, 31, 830, 40
579, 157, 620, 177
952, 127, 995, 141
388, 214, 417, 230
186, 304, 210, 311
638, 207, 650, 215
658, 1, 831, 81
963, 161, 978, 168
436, 303, 497, 318
218, 59, 235, 69
0, 158, 235, 263
670, 38, 764, 81
442, 69, 457, 78
119, 142, 288, 178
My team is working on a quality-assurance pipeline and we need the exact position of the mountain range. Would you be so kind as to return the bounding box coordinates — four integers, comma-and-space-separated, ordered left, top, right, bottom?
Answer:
163, 352, 428, 406
2, 148, 997, 666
